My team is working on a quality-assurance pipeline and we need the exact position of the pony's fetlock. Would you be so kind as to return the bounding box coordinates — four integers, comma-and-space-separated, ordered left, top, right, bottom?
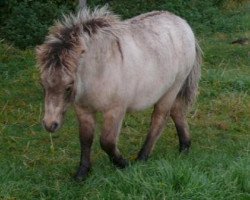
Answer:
111, 156, 129, 169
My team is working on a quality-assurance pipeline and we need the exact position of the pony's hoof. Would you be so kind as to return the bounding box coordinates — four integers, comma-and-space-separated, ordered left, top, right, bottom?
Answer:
179, 148, 189, 155
179, 141, 191, 154
74, 166, 90, 182
179, 145, 190, 154
112, 157, 129, 169
136, 152, 149, 162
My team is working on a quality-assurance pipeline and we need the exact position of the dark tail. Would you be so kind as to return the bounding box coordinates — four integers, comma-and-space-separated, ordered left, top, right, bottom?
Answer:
178, 39, 202, 107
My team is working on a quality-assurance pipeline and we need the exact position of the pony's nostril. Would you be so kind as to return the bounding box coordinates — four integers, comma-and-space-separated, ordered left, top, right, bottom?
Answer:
51, 122, 59, 131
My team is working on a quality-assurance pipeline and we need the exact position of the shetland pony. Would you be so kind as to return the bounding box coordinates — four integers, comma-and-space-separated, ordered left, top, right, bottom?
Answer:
36, 7, 202, 181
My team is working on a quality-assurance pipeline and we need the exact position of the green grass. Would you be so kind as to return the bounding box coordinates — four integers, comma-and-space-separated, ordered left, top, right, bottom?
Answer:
0, 5, 250, 200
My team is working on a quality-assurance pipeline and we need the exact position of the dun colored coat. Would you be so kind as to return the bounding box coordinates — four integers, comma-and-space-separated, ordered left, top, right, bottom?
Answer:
36, 7, 202, 181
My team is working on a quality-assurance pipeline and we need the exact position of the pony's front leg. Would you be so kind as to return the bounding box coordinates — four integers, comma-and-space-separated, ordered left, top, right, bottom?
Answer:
75, 106, 96, 182
100, 107, 128, 168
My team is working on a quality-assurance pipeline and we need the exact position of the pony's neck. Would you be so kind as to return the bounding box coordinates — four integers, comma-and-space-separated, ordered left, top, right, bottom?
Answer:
81, 34, 121, 72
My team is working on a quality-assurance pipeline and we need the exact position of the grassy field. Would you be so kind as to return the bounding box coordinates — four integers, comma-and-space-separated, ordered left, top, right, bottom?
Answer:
0, 3, 250, 200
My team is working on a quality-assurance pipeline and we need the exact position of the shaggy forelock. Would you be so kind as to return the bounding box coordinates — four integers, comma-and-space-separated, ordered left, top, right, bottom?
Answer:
36, 6, 122, 71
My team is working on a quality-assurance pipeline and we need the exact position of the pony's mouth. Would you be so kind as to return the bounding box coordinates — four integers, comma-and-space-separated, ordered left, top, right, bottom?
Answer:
43, 120, 61, 133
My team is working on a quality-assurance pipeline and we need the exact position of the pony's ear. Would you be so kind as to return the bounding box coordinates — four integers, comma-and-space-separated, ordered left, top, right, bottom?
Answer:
35, 45, 43, 56
35, 45, 47, 69
35, 45, 46, 61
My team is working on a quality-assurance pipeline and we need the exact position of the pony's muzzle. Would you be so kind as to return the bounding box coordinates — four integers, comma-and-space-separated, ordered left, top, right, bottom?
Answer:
43, 120, 59, 133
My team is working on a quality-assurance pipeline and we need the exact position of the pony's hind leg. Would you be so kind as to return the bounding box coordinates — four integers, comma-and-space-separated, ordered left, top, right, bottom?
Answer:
170, 98, 191, 153
137, 105, 169, 161
137, 87, 180, 161
75, 106, 96, 182
100, 106, 128, 168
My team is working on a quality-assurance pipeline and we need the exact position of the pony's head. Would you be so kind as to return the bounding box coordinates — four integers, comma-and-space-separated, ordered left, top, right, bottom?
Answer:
36, 7, 121, 132
36, 24, 84, 132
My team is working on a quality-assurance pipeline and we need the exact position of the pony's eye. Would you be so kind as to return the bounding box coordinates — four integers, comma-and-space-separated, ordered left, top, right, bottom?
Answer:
66, 87, 71, 93
65, 82, 74, 97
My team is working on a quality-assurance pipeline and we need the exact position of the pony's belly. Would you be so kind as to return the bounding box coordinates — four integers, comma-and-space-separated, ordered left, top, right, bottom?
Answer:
127, 87, 167, 111
127, 99, 157, 111
126, 69, 176, 111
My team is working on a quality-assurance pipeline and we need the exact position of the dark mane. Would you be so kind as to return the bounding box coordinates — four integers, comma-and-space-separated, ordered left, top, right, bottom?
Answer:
36, 7, 120, 70
82, 18, 110, 35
